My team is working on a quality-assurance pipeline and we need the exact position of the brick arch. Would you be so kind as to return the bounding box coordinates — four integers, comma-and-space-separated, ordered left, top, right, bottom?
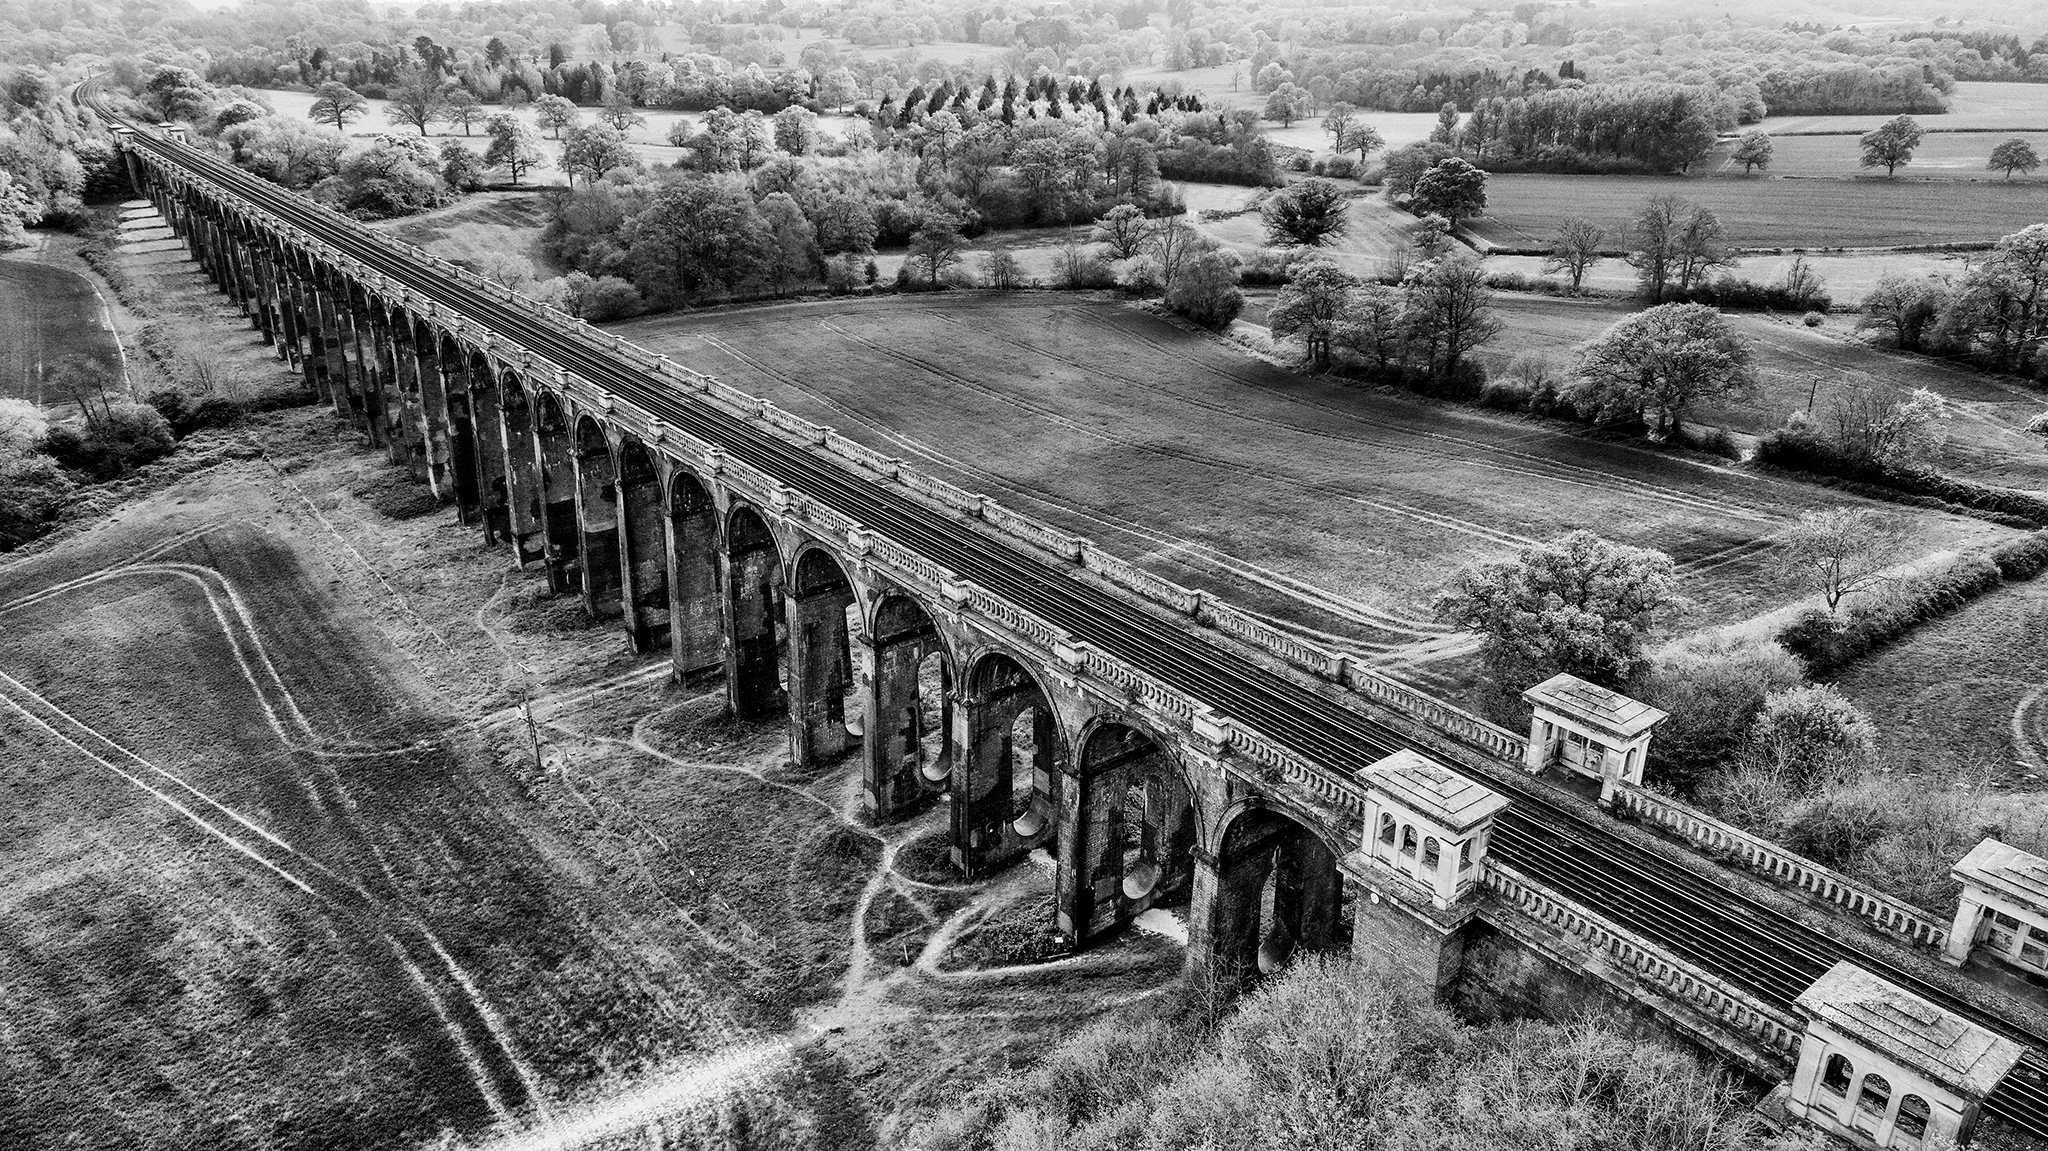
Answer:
862, 586, 956, 819
953, 644, 1071, 876
665, 467, 723, 676
1064, 715, 1201, 944
725, 500, 788, 719
613, 432, 670, 651
530, 388, 580, 593
570, 414, 622, 618
495, 368, 547, 565
1206, 797, 1353, 990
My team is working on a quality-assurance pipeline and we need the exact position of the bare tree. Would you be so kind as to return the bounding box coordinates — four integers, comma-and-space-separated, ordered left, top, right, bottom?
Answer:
1775, 507, 1907, 615
1543, 216, 1604, 293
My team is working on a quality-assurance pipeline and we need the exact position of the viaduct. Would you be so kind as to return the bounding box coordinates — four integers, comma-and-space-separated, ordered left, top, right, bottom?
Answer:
103, 101, 2048, 1151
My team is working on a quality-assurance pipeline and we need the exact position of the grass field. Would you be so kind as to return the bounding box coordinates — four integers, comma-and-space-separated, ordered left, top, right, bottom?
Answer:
610, 293, 2015, 696
1468, 172, 2045, 251
370, 192, 561, 277
0, 255, 125, 405
1829, 575, 2048, 782
1466, 293, 2048, 490
1754, 81, 2048, 135
1709, 131, 2048, 180
1479, 248, 1976, 306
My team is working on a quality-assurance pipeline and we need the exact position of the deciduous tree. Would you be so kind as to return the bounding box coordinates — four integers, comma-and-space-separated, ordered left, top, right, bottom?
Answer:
483, 114, 546, 185
443, 89, 483, 135
1433, 530, 1683, 690
1260, 82, 1310, 127
1858, 115, 1924, 176
1402, 255, 1501, 384
383, 62, 448, 136
1568, 303, 1758, 439
1543, 216, 1604, 293
308, 81, 367, 131
1731, 130, 1773, 174
534, 93, 579, 139
560, 123, 634, 185
1089, 203, 1151, 260
597, 88, 646, 133
1988, 138, 2040, 179
1409, 157, 1486, 229
1268, 258, 1356, 371
907, 213, 967, 287
1261, 176, 1348, 246
1164, 249, 1244, 328
1774, 508, 1906, 616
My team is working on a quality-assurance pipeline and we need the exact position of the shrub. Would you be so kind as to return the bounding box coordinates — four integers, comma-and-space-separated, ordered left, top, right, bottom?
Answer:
1991, 532, 2048, 580
44, 403, 177, 480
1778, 785, 1894, 869
1165, 249, 1245, 329
1778, 555, 2006, 672
1745, 684, 1877, 792
1115, 254, 1163, 296
1050, 243, 1115, 290
143, 389, 241, 437
1673, 275, 1833, 313
0, 455, 75, 549
1639, 635, 1807, 794
1757, 423, 2048, 526
1321, 156, 1358, 180
1236, 248, 1294, 286
1802, 311, 1825, 327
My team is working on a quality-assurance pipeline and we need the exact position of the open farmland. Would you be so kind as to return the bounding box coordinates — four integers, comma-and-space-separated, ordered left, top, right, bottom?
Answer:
1710, 131, 2048, 179
611, 293, 2016, 691
1469, 172, 2045, 250
1479, 248, 1976, 306
1754, 80, 2048, 135
1829, 576, 2048, 785
1470, 293, 2048, 489
0, 256, 124, 404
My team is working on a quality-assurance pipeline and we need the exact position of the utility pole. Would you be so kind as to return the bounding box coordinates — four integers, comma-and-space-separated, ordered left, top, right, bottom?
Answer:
1807, 374, 1821, 414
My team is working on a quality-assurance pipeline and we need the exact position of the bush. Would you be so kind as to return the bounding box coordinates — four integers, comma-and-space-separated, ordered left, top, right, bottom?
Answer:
1670, 275, 1833, 313
1802, 311, 1826, 327
1777, 554, 2006, 671
1050, 244, 1115, 290
144, 389, 242, 437
1745, 684, 1877, 792
1990, 532, 2048, 580
1236, 248, 1294, 286
44, 404, 178, 480
0, 455, 75, 549
1165, 249, 1245, 329
1639, 635, 1807, 794
1321, 156, 1358, 180
1756, 423, 2048, 526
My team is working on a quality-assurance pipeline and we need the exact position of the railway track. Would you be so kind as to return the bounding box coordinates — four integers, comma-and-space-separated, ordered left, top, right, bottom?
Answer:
87, 82, 2048, 1140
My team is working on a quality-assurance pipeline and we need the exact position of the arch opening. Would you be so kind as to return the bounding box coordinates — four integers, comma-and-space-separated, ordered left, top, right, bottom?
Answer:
573, 416, 622, 617
953, 651, 1064, 877
725, 505, 785, 720
786, 546, 857, 766
615, 435, 670, 651
468, 353, 510, 544
440, 334, 480, 521
1069, 721, 1195, 942
498, 372, 546, 564
1211, 806, 1351, 989
533, 392, 579, 592
667, 471, 723, 676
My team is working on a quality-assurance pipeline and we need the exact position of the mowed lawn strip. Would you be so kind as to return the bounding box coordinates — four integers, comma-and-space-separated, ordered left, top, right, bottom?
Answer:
1470, 173, 2045, 250
0, 257, 123, 403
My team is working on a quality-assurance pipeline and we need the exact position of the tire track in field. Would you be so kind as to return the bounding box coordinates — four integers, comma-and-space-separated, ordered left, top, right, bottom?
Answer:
0, 671, 535, 1124
818, 320, 1526, 598
0, 549, 552, 1124
698, 332, 1445, 643
1052, 306, 1779, 522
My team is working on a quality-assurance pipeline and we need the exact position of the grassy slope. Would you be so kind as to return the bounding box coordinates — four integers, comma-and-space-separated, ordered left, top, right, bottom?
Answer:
0, 256, 124, 404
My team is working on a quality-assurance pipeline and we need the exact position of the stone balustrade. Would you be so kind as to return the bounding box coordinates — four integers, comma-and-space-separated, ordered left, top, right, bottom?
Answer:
1610, 783, 1950, 948
1487, 861, 1802, 1063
